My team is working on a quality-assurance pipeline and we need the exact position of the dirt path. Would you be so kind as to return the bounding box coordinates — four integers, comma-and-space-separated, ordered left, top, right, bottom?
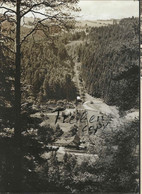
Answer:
73, 62, 82, 96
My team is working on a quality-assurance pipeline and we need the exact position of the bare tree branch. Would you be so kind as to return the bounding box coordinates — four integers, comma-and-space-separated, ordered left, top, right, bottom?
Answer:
20, 28, 37, 45
20, 2, 51, 18
0, 6, 16, 14
30, 10, 57, 19
20, 11, 64, 45
20, 2, 67, 18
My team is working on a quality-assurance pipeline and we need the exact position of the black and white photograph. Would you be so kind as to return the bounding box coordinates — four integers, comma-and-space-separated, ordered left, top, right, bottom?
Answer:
0, 0, 140, 193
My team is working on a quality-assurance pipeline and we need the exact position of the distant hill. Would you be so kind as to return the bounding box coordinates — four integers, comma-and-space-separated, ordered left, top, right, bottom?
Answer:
75, 19, 120, 28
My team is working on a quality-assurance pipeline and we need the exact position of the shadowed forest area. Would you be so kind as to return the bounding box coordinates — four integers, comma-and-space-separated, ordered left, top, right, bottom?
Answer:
76, 17, 139, 111
22, 36, 77, 102
0, 1, 140, 192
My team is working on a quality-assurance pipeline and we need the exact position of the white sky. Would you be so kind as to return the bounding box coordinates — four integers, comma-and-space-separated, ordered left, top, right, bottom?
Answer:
0, 1, 139, 21
76, 0, 139, 20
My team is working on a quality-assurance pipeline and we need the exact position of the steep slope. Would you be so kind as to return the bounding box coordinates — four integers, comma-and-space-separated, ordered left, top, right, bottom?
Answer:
78, 17, 139, 111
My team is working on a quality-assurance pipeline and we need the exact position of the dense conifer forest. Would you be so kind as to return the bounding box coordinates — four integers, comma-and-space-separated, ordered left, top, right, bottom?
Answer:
21, 36, 77, 103
77, 18, 139, 110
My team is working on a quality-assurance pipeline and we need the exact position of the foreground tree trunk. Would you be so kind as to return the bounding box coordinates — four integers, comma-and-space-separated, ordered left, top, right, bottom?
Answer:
13, 0, 22, 191
14, 0, 21, 142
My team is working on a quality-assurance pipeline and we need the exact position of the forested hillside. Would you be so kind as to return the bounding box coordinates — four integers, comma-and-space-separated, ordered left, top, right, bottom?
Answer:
78, 17, 139, 110
21, 36, 77, 102
0, 13, 139, 192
